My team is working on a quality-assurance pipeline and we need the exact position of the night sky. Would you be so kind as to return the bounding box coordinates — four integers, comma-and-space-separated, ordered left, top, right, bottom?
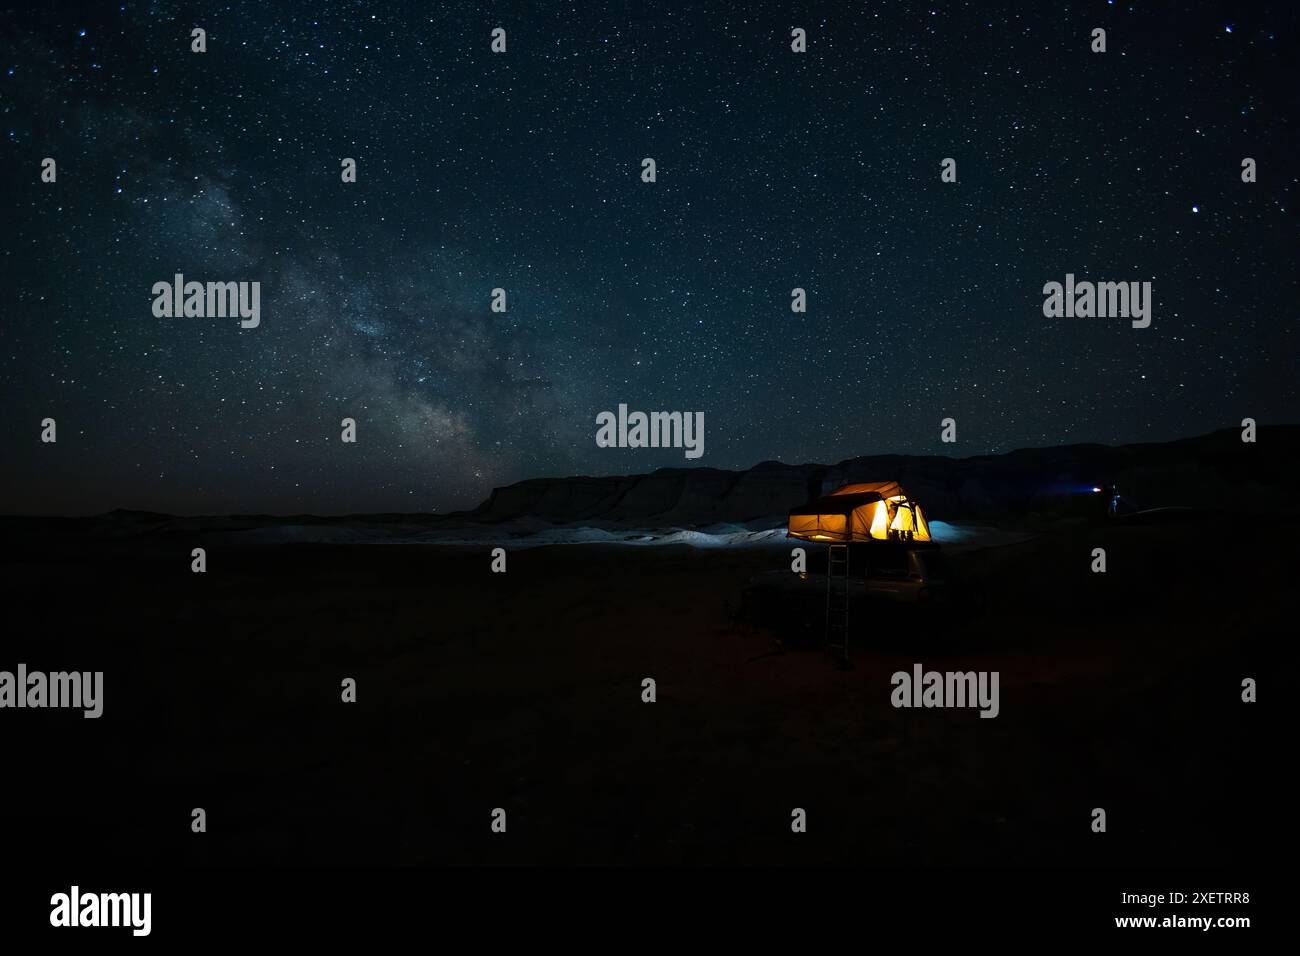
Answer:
2, 2, 1296, 515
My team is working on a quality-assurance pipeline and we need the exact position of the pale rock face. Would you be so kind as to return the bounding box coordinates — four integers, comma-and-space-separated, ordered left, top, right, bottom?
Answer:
469, 428, 1298, 527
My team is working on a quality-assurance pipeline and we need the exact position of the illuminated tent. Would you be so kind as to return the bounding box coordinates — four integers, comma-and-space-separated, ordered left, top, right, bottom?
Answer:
787, 481, 932, 543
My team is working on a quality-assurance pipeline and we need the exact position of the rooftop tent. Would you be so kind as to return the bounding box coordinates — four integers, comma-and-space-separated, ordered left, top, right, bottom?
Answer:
787, 481, 932, 543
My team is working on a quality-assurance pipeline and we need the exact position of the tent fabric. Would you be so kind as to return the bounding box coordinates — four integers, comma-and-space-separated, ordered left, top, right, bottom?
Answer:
787, 482, 932, 543
788, 492, 884, 515
829, 481, 903, 499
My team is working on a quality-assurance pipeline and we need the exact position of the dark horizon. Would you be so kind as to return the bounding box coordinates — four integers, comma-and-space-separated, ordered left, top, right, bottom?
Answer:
3, 420, 1290, 519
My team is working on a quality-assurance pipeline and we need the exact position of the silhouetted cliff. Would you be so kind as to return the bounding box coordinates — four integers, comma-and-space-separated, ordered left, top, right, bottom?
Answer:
468, 426, 1300, 525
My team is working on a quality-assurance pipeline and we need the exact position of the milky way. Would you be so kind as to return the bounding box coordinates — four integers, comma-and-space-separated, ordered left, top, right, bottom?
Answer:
2, 2, 1296, 514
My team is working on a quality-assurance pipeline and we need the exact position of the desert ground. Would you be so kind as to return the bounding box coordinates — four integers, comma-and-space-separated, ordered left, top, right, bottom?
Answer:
4, 512, 1279, 867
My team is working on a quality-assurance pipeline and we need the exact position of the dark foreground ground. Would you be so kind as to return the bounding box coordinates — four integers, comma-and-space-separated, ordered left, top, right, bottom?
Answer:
2, 513, 1284, 866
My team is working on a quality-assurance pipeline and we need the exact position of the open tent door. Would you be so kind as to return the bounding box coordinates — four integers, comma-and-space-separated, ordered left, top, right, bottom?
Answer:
914, 504, 931, 541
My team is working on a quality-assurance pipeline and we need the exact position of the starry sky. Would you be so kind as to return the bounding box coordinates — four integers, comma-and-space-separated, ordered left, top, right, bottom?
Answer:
2, 1, 1297, 515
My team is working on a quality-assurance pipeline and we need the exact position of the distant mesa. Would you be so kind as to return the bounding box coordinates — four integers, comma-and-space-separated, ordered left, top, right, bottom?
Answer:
8, 426, 1294, 539
467, 425, 1300, 527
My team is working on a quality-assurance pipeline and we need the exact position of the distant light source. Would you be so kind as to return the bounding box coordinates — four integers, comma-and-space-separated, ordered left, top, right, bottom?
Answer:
1092, 487, 1103, 493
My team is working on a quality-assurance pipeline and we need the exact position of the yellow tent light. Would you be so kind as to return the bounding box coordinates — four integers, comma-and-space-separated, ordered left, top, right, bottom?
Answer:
787, 481, 932, 543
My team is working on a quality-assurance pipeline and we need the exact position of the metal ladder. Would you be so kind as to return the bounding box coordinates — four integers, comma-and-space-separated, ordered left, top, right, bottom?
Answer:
825, 543, 850, 664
